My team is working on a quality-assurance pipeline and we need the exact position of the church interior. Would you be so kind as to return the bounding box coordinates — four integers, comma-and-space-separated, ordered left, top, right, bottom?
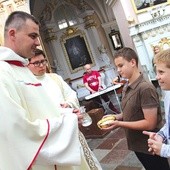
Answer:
0, 0, 170, 100
0, 0, 169, 169
29, 0, 170, 100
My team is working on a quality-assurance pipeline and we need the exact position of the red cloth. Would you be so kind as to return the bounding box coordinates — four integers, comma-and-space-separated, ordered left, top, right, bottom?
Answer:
83, 71, 101, 92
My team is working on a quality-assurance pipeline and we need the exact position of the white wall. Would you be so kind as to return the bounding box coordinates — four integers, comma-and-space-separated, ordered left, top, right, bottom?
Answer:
111, 0, 135, 49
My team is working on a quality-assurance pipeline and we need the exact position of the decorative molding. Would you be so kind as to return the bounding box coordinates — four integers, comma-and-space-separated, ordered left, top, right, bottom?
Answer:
14, 0, 26, 7
0, 3, 5, 13
101, 20, 117, 29
131, 0, 169, 14
7, 3, 14, 13
61, 27, 79, 39
44, 27, 57, 42
158, 37, 170, 49
130, 14, 170, 37
129, 13, 170, 80
105, 0, 117, 7
79, 9, 96, 29
83, 14, 97, 29
40, 1, 57, 22
127, 16, 135, 25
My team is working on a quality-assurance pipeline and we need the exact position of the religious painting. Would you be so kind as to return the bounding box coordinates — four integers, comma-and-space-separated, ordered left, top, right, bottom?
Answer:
131, 0, 169, 13
61, 28, 94, 73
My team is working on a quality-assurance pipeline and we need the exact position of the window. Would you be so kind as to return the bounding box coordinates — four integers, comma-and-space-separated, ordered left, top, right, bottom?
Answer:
54, 4, 78, 30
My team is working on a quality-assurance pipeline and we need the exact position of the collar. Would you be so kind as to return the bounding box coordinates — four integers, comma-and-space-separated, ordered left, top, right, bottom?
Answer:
35, 74, 46, 80
128, 74, 144, 90
4, 60, 25, 67
0, 47, 29, 66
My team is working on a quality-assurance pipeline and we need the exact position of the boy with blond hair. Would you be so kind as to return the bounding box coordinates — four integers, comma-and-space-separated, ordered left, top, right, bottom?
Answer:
144, 49, 170, 158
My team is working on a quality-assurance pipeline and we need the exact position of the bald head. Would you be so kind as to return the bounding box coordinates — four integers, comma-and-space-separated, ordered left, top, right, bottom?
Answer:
84, 64, 92, 74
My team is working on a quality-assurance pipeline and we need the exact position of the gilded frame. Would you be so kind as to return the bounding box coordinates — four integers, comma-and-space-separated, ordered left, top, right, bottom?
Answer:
131, 0, 169, 13
151, 37, 170, 52
61, 28, 94, 73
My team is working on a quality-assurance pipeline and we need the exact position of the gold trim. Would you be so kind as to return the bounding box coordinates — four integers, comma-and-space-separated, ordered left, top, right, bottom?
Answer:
44, 28, 57, 42
64, 27, 78, 37
131, 0, 170, 14
79, 132, 98, 170
151, 37, 170, 53
158, 37, 170, 50
0, 3, 5, 13
84, 15, 96, 29
14, 0, 26, 6
60, 27, 95, 73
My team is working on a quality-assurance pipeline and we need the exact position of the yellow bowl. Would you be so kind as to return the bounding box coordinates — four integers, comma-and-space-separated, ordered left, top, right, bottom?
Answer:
97, 115, 116, 129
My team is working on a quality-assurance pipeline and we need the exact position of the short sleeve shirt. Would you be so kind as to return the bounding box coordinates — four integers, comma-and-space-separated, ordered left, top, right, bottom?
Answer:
121, 74, 162, 154
83, 71, 101, 92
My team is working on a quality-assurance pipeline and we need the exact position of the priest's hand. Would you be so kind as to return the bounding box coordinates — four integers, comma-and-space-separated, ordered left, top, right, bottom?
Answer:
73, 109, 83, 125
60, 102, 70, 108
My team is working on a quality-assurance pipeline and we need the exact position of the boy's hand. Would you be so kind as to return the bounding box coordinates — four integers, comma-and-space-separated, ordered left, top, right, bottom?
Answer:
143, 131, 163, 155
148, 138, 162, 156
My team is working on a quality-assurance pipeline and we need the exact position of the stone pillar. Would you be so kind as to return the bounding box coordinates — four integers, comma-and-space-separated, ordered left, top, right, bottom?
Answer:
41, 27, 64, 76
80, 10, 106, 68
